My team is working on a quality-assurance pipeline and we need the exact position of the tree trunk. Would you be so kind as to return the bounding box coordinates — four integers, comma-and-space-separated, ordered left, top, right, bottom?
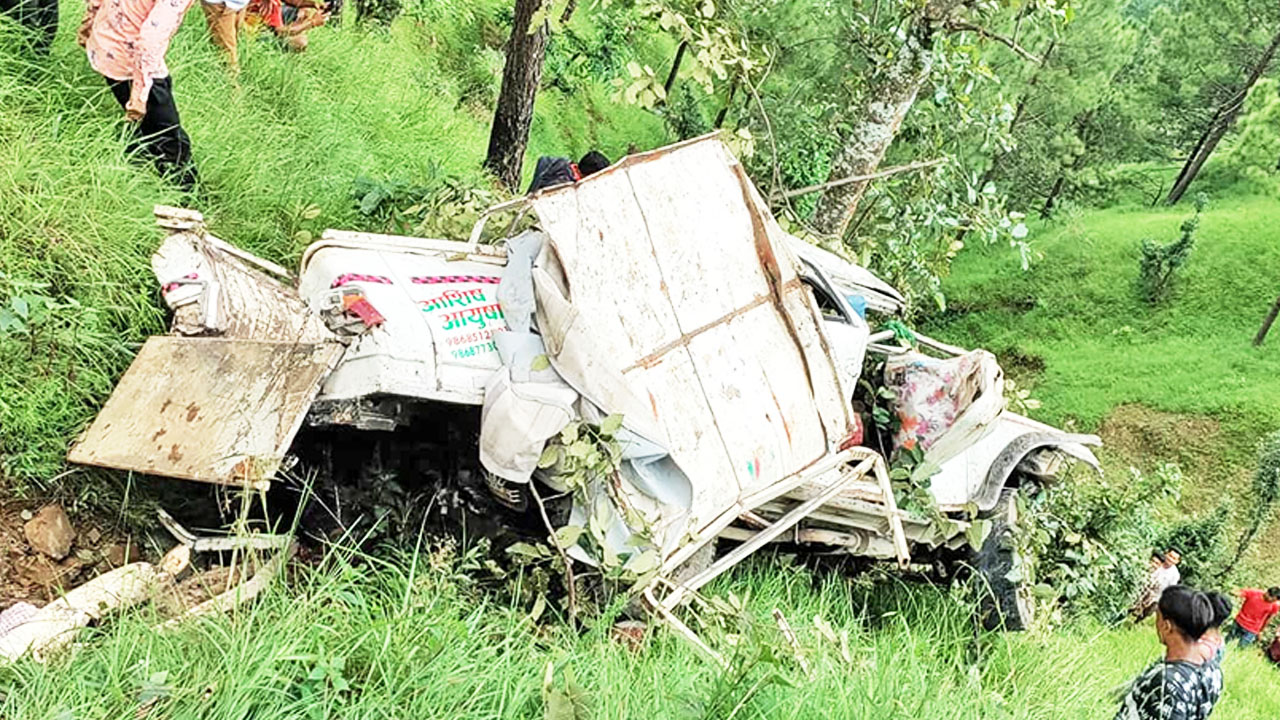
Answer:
1166, 27, 1280, 205
559, 0, 576, 23
1040, 175, 1065, 219
664, 41, 688, 95
810, 33, 934, 237
713, 75, 740, 129
1254, 293, 1280, 346
484, 0, 550, 192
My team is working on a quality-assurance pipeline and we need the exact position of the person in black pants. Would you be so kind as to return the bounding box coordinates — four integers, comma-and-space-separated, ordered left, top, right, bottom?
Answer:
79, 0, 198, 190
0, 0, 58, 54
105, 76, 198, 190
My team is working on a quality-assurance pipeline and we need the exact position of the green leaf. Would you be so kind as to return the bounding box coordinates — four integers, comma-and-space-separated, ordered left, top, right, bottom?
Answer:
600, 414, 624, 436
0, 309, 24, 334
553, 525, 585, 548
530, 354, 551, 371
301, 204, 322, 220
506, 542, 547, 558
621, 548, 659, 575
538, 445, 560, 469
965, 519, 993, 551
527, 4, 548, 33
529, 592, 547, 623
1032, 583, 1058, 600
10, 296, 28, 319
560, 422, 579, 444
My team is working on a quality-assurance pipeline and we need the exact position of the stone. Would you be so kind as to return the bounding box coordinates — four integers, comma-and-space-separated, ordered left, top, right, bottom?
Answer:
23, 505, 75, 561
103, 542, 137, 568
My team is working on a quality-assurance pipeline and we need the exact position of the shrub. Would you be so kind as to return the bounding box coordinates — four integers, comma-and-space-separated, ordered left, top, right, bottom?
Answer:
1021, 463, 1182, 623
1157, 501, 1233, 588
1136, 192, 1205, 304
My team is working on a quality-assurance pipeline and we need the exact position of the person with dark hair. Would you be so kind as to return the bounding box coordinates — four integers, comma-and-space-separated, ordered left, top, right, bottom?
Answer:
0, 0, 58, 54
525, 150, 612, 194
1225, 585, 1280, 647
1195, 592, 1234, 667
577, 150, 610, 176
1115, 585, 1222, 720
1133, 552, 1170, 621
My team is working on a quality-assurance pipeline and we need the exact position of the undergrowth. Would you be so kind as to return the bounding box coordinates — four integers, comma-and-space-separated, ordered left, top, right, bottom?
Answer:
2, 541, 1279, 719
0, 7, 668, 495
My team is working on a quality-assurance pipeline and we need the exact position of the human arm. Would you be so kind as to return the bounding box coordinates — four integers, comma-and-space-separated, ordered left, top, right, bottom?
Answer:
77, 0, 104, 47
278, 8, 327, 36
126, 0, 194, 120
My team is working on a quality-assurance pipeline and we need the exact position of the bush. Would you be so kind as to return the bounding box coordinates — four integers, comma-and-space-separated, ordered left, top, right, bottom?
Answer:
1157, 501, 1233, 588
1021, 463, 1182, 623
1137, 192, 1205, 304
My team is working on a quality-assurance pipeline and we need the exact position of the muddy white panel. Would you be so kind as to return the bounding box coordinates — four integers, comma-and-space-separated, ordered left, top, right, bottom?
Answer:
530, 172, 683, 361
529, 135, 852, 546
623, 141, 771, 333
683, 307, 828, 496
67, 337, 342, 486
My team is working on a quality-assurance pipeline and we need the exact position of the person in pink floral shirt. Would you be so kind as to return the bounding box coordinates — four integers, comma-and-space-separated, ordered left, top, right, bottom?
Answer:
78, 0, 198, 189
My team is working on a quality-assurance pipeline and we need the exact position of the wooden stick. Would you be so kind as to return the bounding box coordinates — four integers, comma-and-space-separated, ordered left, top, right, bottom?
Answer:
772, 608, 812, 678
777, 158, 947, 200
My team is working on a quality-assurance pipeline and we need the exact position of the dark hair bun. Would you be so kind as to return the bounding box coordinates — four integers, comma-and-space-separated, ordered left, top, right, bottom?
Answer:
1158, 585, 1217, 640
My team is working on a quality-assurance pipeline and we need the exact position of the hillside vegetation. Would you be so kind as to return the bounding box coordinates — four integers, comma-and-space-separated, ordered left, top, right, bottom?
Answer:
928, 191, 1280, 576
4, 0, 1280, 716
3, 545, 1280, 719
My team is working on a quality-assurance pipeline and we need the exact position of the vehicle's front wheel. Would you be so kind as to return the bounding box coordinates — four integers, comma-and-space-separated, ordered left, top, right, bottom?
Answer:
970, 489, 1034, 631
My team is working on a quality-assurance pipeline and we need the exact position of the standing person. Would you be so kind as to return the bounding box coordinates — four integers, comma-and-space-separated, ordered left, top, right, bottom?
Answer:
243, 0, 326, 52
1225, 586, 1280, 647
1195, 593, 1234, 667
200, 0, 247, 72
1115, 585, 1223, 720
1133, 552, 1170, 621
0, 0, 58, 54
1134, 551, 1181, 622
1162, 549, 1183, 586
78, 0, 199, 190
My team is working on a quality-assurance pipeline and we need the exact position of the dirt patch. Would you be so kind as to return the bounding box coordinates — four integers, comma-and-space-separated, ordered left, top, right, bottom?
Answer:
1096, 405, 1231, 478
0, 502, 139, 610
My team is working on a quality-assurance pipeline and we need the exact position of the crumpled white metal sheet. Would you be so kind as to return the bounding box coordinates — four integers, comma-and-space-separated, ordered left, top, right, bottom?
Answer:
527, 136, 853, 549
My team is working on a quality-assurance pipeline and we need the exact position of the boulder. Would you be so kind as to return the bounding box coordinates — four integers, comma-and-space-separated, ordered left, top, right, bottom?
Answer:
23, 506, 75, 561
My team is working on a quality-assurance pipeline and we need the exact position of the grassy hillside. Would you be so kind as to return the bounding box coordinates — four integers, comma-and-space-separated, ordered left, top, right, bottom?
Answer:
928, 193, 1280, 575
5, 5, 1280, 718
3, 546, 1280, 719
0, 5, 670, 495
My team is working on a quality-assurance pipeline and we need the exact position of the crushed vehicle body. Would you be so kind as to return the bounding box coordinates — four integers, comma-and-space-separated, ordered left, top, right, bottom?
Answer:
70, 134, 1099, 643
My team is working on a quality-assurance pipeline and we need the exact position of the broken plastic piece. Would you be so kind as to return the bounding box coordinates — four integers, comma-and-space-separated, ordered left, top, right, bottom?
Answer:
342, 293, 386, 327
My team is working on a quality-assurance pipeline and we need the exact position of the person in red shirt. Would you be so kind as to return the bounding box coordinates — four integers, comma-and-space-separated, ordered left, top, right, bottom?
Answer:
1226, 586, 1280, 647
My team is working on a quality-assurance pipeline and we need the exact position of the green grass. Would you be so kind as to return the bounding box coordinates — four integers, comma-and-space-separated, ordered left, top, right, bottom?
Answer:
0, 4, 668, 493
3, 545, 1279, 719
926, 194, 1280, 574
931, 195, 1280, 433
5, 6, 1280, 719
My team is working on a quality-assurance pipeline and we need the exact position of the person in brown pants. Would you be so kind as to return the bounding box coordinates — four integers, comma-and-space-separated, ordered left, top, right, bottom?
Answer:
200, 0, 246, 71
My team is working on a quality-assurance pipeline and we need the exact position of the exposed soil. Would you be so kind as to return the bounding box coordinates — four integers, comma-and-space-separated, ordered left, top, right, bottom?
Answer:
0, 501, 140, 609
1096, 404, 1230, 478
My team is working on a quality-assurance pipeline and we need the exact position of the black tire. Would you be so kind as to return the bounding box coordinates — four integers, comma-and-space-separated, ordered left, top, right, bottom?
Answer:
971, 489, 1033, 631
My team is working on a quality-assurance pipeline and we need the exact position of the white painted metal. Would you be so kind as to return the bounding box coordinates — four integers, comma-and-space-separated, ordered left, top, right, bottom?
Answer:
299, 234, 509, 405
527, 136, 855, 550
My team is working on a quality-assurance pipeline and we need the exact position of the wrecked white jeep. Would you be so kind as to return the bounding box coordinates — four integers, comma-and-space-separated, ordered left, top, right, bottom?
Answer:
69, 135, 1098, 638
